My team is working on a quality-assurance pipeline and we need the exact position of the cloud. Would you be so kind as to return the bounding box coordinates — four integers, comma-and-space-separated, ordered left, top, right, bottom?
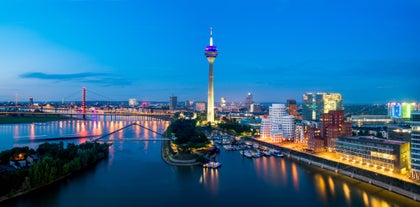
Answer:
19, 72, 131, 86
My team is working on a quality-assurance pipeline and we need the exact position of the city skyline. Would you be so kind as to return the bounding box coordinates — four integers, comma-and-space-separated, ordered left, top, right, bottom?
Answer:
0, 0, 419, 104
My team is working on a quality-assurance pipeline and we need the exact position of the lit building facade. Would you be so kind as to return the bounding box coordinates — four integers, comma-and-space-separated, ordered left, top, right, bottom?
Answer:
335, 136, 410, 173
194, 102, 206, 112
411, 111, 420, 180
128, 98, 138, 107
245, 92, 253, 110
282, 115, 295, 141
259, 104, 295, 142
388, 102, 418, 119
286, 99, 298, 117
204, 27, 218, 123
302, 92, 343, 121
260, 116, 271, 139
321, 110, 352, 150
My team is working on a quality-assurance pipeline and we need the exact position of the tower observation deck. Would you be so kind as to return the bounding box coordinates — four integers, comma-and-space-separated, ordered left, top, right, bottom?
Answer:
204, 27, 218, 123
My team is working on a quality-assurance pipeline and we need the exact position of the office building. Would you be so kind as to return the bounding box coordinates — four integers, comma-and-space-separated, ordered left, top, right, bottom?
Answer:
250, 103, 261, 113
411, 111, 420, 180
335, 136, 410, 173
169, 96, 177, 110
194, 101, 206, 112
302, 92, 342, 121
286, 99, 298, 117
245, 92, 253, 110
321, 110, 352, 150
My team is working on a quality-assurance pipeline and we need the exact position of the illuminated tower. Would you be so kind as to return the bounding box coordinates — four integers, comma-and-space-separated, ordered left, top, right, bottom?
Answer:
204, 27, 218, 123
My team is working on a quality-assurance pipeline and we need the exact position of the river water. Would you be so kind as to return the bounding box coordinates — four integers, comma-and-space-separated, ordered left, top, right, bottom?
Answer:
1, 117, 419, 207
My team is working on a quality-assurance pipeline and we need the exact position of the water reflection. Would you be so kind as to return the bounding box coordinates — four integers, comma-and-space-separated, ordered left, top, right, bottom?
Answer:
328, 176, 335, 197
342, 183, 351, 206
291, 162, 299, 191
199, 168, 219, 195
314, 174, 327, 204
1, 117, 169, 151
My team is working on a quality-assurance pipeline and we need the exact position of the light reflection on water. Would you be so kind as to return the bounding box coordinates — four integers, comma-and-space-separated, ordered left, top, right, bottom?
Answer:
0, 116, 169, 151
199, 168, 219, 195
0, 119, 417, 207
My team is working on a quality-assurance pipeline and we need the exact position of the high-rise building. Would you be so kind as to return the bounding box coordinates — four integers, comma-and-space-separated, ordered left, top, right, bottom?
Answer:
411, 111, 420, 180
220, 97, 226, 107
29, 96, 34, 106
286, 99, 298, 117
128, 98, 138, 107
169, 96, 177, 110
302, 92, 343, 121
245, 92, 253, 110
321, 110, 352, 150
204, 27, 218, 123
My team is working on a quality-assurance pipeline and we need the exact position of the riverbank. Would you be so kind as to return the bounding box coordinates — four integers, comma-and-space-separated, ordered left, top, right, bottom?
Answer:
161, 140, 201, 166
0, 113, 72, 124
0, 142, 110, 203
246, 137, 420, 202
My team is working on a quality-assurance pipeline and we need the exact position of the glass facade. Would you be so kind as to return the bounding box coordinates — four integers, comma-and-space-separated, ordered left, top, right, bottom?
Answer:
411, 111, 420, 180
335, 136, 410, 173
302, 92, 342, 121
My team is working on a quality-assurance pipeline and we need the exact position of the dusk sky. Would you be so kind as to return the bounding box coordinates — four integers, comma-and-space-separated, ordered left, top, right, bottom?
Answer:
0, 0, 419, 104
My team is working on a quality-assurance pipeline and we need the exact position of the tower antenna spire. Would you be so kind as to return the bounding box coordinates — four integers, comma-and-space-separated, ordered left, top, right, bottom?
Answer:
209, 27, 213, 46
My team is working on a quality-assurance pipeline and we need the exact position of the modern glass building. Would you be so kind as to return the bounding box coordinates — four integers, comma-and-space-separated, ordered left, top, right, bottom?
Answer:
335, 136, 410, 173
302, 92, 343, 121
411, 111, 420, 180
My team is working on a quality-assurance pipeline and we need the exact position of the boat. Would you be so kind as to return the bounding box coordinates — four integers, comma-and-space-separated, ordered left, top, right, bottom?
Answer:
203, 161, 222, 169
240, 150, 254, 158
269, 149, 284, 157
261, 150, 271, 156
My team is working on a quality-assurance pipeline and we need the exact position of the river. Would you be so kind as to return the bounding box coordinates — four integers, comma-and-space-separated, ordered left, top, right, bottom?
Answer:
1, 117, 419, 207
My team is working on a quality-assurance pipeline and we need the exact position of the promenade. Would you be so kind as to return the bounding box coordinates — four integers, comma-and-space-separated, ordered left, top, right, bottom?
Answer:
247, 137, 420, 201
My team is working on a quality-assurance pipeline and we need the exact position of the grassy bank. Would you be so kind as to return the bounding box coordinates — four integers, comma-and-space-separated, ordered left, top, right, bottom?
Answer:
0, 114, 71, 124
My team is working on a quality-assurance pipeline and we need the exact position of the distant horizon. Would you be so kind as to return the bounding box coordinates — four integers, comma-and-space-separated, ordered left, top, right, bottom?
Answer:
1, 99, 415, 106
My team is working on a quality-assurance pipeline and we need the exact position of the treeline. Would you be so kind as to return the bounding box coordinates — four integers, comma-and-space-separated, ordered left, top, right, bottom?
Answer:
0, 142, 109, 197
166, 119, 209, 149
218, 121, 253, 135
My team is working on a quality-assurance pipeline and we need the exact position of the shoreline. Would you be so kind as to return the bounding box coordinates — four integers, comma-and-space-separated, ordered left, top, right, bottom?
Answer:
247, 137, 420, 202
0, 113, 77, 125
0, 158, 107, 204
161, 140, 201, 166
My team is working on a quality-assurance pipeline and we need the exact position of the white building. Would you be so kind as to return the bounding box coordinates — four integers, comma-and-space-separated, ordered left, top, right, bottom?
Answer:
128, 98, 138, 107
260, 117, 271, 139
281, 115, 295, 141
259, 104, 295, 142
295, 124, 305, 143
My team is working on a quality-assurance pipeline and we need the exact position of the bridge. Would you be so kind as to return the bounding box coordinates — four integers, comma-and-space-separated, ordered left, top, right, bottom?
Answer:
15, 122, 170, 144
0, 87, 174, 121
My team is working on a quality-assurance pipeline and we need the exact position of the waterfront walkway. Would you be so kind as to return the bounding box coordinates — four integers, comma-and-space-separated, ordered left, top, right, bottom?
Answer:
247, 137, 420, 201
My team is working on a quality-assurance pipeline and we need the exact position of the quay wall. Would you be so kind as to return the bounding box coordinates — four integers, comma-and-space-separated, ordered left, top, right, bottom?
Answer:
247, 138, 420, 201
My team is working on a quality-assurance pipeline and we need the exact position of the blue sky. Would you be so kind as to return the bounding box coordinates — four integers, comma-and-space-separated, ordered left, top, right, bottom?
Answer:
0, 0, 419, 104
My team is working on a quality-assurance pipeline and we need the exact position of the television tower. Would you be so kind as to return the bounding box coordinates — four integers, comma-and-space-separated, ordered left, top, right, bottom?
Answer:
204, 27, 218, 123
